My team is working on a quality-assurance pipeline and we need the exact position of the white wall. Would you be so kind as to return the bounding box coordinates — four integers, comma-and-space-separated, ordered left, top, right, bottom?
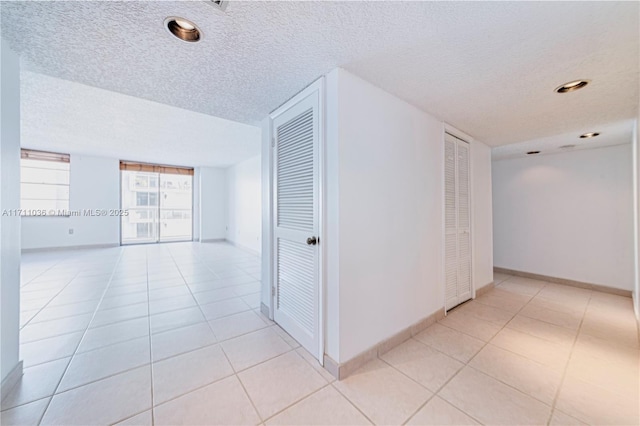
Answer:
325, 69, 494, 362
22, 154, 120, 250
260, 117, 272, 311
199, 167, 227, 242
226, 155, 261, 254
1, 38, 22, 383
493, 144, 634, 290
633, 117, 639, 318
472, 141, 494, 290
21, 159, 237, 249
259, 69, 493, 363
193, 168, 200, 240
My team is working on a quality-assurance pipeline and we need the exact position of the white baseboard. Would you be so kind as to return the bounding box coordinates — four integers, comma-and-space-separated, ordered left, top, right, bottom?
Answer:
1, 361, 23, 400
21, 243, 119, 253
226, 239, 261, 257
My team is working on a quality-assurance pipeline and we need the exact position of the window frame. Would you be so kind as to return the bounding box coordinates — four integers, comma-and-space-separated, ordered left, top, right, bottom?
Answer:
20, 149, 71, 217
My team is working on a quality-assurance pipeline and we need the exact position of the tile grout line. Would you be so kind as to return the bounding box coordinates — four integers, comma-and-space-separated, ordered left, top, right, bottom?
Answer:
20, 268, 89, 330
166, 244, 267, 425
145, 246, 156, 426
257, 347, 365, 425
545, 290, 593, 425
178, 245, 336, 424
259, 382, 335, 425
328, 383, 377, 425
35, 248, 126, 425
401, 278, 549, 424
144, 325, 299, 411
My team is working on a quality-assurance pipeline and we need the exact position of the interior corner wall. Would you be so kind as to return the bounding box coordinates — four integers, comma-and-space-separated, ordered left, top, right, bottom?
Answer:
260, 117, 272, 312
492, 144, 634, 290
199, 167, 227, 242
21, 154, 120, 250
471, 140, 494, 290
327, 68, 493, 363
324, 69, 341, 361
193, 168, 201, 241
226, 155, 261, 255
1, 37, 22, 383
634, 117, 640, 318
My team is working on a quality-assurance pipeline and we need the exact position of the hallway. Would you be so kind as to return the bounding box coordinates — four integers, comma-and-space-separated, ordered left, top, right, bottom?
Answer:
1, 243, 637, 425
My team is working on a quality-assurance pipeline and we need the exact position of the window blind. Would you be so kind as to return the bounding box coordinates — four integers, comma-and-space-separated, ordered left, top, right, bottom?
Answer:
119, 161, 194, 176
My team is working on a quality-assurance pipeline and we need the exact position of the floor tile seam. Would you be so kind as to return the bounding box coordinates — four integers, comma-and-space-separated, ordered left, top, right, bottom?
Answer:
20, 268, 90, 330
546, 290, 593, 425
501, 320, 580, 348
206, 320, 273, 344
195, 294, 254, 309
516, 309, 582, 331
427, 287, 548, 425
436, 313, 513, 341
144, 247, 157, 426
258, 382, 335, 425
35, 249, 126, 425
20, 254, 77, 288
0, 395, 53, 415
23, 305, 107, 327
329, 382, 377, 425
436, 287, 553, 423
164, 247, 265, 425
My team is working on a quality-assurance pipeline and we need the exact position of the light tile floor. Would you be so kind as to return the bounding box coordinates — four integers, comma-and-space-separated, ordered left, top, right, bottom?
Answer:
1, 243, 638, 425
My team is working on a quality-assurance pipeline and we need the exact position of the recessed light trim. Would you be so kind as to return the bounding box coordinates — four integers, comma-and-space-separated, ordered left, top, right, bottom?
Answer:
555, 79, 590, 93
527, 151, 541, 155
165, 17, 201, 43
579, 132, 600, 139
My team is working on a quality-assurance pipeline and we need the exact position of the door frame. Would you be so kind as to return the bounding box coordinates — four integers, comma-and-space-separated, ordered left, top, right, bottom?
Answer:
119, 169, 194, 245
267, 77, 325, 364
442, 123, 476, 312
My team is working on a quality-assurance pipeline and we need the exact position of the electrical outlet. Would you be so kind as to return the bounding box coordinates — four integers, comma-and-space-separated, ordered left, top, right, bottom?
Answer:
68, 228, 74, 235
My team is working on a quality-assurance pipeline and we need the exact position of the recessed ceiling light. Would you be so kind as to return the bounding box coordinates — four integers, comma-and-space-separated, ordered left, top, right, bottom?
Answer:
165, 17, 201, 42
559, 144, 576, 149
555, 80, 590, 93
579, 132, 600, 139
527, 151, 541, 155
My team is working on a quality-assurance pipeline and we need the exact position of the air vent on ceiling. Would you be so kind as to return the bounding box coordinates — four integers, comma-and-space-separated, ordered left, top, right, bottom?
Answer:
205, 0, 228, 11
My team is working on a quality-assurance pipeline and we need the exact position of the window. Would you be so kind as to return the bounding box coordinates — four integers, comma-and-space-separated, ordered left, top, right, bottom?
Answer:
20, 149, 70, 215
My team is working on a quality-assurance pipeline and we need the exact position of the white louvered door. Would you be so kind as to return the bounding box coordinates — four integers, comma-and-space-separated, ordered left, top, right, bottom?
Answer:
272, 90, 320, 360
444, 133, 472, 310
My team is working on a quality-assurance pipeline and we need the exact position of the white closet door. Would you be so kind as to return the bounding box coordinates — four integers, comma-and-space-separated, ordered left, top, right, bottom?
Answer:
456, 141, 472, 303
444, 133, 472, 310
444, 137, 458, 309
272, 90, 320, 359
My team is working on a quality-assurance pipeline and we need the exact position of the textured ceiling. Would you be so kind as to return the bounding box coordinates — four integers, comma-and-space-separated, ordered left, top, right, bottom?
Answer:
1, 1, 639, 148
491, 119, 634, 161
20, 71, 260, 167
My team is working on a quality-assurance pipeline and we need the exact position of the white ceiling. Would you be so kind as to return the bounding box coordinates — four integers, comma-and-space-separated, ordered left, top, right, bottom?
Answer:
1, 1, 638, 150
492, 119, 634, 160
20, 71, 260, 168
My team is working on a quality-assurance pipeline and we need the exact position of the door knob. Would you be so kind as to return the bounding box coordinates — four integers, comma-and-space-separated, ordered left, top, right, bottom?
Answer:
306, 236, 318, 245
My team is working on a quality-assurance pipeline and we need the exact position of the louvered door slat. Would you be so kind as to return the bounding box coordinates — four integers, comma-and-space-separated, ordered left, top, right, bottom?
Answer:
457, 143, 470, 230
445, 139, 457, 232
272, 87, 320, 361
458, 231, 471, 296
277, 239, 314, 333
277, 108, 314, 231
444, 133, 472, 311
